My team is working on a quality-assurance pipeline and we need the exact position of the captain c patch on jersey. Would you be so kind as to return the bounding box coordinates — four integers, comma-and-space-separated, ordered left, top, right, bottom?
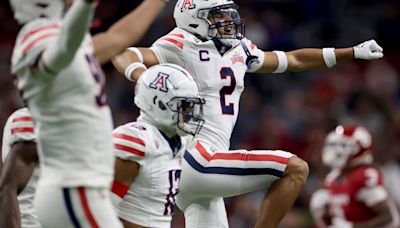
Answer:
149, 72, 169, 92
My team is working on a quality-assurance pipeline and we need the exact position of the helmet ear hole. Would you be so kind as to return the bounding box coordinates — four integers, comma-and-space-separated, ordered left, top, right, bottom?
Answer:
158, 101, 167, 110
36, 3, 49, 8
152, 95, 167, 110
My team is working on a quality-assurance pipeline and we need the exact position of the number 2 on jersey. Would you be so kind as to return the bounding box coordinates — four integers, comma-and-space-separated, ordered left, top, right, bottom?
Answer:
219, 67, 236, 115
85, 54, 107, 107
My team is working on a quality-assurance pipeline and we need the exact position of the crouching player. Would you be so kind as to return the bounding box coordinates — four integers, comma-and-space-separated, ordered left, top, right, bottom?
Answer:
110, 64, 205, 228
310, 124, 400, 228
0, 108, 39, 228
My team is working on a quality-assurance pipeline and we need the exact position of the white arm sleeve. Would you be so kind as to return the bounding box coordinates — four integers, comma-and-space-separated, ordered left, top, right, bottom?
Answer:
42, 0, 95, 72
241, 38, 265, 73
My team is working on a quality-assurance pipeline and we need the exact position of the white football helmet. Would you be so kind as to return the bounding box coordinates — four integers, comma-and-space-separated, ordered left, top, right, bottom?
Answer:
174, 0, 244, 46
135, 64, 205, 136
9, 0, 65, 24
322, 124, 373, 169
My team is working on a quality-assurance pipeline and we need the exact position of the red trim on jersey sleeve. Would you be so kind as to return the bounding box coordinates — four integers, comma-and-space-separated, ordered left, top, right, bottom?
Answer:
250, 41, 256, 50
11, 127, 34, 135
12, 116, 33, 123
160, 37, 183, 49
195, 142, 289, 164
354, 165, 384, 188
111, 181, 129, 198
169, 34, 185, 39
23, 32, 58, 55
21, 23, 59, 44
114, 144, 145, 157
112, 133, 145, 146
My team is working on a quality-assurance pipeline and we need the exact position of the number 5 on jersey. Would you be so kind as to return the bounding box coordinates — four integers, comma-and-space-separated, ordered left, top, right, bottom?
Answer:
85, 54, 107, 107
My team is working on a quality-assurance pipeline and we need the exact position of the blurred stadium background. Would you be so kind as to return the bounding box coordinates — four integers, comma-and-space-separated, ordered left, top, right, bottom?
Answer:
1, 0, 399, 227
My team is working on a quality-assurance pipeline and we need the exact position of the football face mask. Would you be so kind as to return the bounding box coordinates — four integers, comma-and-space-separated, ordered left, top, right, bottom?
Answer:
167, 97, 205, 136
199, 4, 244, 41
322, 138, 359, 168
322, 125, 373, 169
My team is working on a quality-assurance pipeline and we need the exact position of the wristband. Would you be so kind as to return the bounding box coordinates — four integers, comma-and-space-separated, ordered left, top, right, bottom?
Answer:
322, 48, 336, 68
125, 62, 147, 82
126, 47, 144, 63
111, 180, 129, 206
273, 51, 288, 73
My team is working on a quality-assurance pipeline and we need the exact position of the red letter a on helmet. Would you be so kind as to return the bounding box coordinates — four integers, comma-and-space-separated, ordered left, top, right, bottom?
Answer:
149, 72, 169, 92
181, 0, 196, 11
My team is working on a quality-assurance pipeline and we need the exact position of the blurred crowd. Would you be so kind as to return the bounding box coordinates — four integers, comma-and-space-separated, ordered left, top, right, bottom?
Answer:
1, 0, 399, 227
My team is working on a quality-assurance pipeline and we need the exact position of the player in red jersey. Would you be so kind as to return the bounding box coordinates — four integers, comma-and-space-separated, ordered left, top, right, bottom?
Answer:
310, 124, 400, 228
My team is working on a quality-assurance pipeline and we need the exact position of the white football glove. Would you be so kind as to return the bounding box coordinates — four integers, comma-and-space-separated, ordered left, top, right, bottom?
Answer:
353, 39, 383, 60
310, 189, 330, 211
329, 217, 353, 228
310, 189, 331, 228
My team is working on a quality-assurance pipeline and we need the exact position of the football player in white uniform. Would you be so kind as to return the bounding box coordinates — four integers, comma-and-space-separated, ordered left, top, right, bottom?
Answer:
0, 108, 39, 228
112, 0, 384, 227
110, 64, 205, 228
8, 0, 168, 227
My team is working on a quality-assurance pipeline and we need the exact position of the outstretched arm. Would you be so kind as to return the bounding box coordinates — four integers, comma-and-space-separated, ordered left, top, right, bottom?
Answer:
112, 48, 159, 82
0, 142, 38, 228
40, 0, 96, 73
256, 40, 384, 74
93, 0, 166, 64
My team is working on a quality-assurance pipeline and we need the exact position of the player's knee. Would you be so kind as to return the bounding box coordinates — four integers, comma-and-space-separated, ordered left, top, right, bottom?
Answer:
284, 156, 309, 183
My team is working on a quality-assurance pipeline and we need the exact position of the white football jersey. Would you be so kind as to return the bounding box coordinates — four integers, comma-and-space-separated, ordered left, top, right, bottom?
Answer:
112, 121, 183, 228
11, 19, 114, 187
150, 27, 264, 151
1, 108, 41, 228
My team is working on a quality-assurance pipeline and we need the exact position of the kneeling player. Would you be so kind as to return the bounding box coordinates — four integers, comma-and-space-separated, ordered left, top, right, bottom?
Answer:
110, 64, 205, 228
0, 108, 39, 228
